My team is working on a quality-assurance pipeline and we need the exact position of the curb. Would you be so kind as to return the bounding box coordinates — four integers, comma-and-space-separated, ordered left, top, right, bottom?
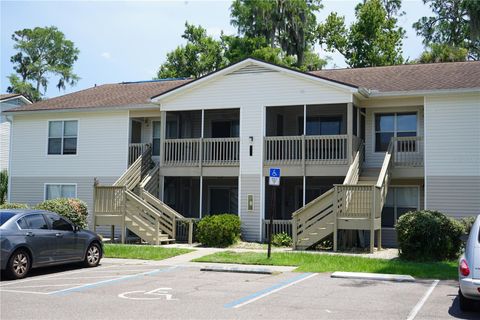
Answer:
200, 266, 275, 275
331, 271, 415, 282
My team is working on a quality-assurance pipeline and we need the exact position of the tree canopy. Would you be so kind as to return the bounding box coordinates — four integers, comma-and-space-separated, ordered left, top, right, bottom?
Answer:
7, 26, 80, 101
318, 0, 405, 68
413, 0, 480, 60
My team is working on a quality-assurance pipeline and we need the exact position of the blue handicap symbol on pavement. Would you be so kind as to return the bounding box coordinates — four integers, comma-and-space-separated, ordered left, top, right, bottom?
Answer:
269, 168, 281, 177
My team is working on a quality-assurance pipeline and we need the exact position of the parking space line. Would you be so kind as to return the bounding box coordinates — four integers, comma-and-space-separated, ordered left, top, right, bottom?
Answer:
0, 265, 118, 287
224, 273, 317, 309
406, 280, 439, 320
51, 266, 178, 295
0, 289, 51, 295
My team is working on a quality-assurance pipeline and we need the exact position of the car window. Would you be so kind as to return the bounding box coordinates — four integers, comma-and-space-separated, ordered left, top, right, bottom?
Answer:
16, 217, 29, 229
0, 212, 16, 226
46, 214, 73, 231
24, 214, 49, 230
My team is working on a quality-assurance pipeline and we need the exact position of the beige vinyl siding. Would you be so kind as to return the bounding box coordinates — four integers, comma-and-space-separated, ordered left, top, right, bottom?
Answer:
364, 106, 424, 168
425, 93, 480, 217
10, 176, 117, 229
240, 174, 262, 241
11, 111, 129, 177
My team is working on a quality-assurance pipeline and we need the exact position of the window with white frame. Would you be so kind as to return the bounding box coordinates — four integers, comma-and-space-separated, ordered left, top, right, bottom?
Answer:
375, 113, 416, 152
381, 187, 419, 228
48, 120, 78, 155
152, 121, 161, 156
45, 184, 77, 200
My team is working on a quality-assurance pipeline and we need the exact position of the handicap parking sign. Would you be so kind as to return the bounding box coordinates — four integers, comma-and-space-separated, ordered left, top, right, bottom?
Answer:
269, 168, 280, 186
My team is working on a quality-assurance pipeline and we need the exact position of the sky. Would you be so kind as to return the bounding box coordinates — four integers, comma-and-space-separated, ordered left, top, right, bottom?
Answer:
1, 0, 434, 99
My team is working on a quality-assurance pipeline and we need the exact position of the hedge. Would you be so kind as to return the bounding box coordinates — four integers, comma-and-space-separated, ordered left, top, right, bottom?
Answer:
196, 214, 241, 247
36, 198, 89, 229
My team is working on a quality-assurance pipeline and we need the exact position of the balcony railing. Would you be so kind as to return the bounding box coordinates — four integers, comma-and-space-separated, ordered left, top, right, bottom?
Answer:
264, 134, 349, 165
163, 137, 240, 166
128, 143, 150, 165
392, 136, 424, 167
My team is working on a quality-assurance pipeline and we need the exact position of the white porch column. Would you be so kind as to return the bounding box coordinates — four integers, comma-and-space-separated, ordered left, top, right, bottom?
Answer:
347, 102, 353, 165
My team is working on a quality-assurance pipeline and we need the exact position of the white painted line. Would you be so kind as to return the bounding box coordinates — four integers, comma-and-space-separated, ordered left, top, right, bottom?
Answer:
225, 273, 317, 309
5, 283, 88, 289
406, 280, 439, 320
331, 271, 415, 282
0, 289, 51, 295
0, 265, 117, 287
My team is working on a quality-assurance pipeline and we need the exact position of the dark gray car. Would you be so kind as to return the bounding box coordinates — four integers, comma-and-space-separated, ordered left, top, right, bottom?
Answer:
0, 209, 103, 280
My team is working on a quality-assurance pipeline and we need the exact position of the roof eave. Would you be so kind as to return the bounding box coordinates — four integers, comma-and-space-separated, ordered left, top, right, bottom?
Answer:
3, 103, 159, 115
365, 87, 480, 98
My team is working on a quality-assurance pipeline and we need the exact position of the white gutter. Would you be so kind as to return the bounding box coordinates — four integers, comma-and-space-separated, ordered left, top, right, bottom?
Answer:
364, 87, 480, 98
6, 115, 13, 203
2, 103, 159, 116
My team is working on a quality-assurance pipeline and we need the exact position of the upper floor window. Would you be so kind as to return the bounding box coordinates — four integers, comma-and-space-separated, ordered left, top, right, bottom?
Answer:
48, 120, 78, 155
375, 113, 416, 152
45, 184, 77, 200
152, 121, 161, 156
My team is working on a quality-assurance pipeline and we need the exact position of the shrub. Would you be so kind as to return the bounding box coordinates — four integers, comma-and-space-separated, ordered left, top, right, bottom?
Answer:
36, 198, 88, 229
0, 203, 29, 209
0, 170, 7, 205
271, 232, 293, 247
196, 214, 241, 247
396, 210, 464, 261
459, 216, 476, 235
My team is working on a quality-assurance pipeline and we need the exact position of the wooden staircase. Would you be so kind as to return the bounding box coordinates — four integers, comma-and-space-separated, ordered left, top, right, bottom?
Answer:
293, 141, 393, 252
93, 145, 185, 244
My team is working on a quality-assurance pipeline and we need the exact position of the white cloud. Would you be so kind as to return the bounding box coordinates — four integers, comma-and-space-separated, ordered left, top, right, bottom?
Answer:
101, 52, 111, 59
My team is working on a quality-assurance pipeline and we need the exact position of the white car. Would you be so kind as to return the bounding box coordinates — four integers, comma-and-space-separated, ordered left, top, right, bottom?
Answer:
459, 215, 480, 311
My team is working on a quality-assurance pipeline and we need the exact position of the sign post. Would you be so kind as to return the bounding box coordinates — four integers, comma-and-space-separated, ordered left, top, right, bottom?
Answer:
267, 168, 280, 259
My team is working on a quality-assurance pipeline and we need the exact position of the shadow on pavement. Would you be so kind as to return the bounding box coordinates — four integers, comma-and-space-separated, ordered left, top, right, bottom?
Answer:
448, 295, 480, 319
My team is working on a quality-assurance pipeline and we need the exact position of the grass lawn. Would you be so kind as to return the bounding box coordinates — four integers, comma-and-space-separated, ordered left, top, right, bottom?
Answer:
193, 251, 457, 280
103, 244, 193, 260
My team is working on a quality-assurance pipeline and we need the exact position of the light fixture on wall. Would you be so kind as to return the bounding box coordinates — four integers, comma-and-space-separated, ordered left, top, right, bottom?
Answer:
249, 136, 253, 144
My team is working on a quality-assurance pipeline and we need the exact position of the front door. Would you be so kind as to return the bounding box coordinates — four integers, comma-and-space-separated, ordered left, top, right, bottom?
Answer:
131, 120, 142, 143
45, 213, 84, 261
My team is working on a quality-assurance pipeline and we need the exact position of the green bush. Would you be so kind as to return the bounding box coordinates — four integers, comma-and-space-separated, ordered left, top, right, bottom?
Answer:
459, 216, 476, 235
271, 232, 293, 247
396, 210, 464, 261
196, 214, 241, 247
0, 203, 29, 209
36, 198, 88, 229
0, 170, 7, 205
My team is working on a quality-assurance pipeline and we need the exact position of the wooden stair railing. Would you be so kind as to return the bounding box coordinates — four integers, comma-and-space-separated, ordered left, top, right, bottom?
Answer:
114, 145, 152, 190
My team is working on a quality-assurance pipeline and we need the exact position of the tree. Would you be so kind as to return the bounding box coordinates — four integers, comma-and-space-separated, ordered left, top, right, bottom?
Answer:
318, 0, 405, 68
413, 0, 480, 60
7, 26, 80, 101
230, 0, 323, 67
157, 23, 226, 79
417, 43, 468, 63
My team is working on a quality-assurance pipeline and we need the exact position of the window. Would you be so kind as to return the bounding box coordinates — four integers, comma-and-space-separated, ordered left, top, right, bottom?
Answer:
299, 116, 342, 135
46, 214, 73, 231
0, 212, 16, 226
16, 218, 29, 229
24, 214, 49, 230
152, 121, 161, 156
48, 120, 78, 155
381, 187, 419, 228
375, 113, 416, 152
45, 184, 77, 200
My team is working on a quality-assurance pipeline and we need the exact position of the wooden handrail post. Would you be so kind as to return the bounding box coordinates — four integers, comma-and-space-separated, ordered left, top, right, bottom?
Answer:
172, 216, 176, 240
121, 186, 126, 244
188, 219, 193, 244
292, 218, 297, 250
370, 186, 376, 253
156, 218, 160, 245
333, 186, 338, 252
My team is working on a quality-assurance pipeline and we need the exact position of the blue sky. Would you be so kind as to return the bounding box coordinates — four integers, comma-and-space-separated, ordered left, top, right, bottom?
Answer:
1, 0, 433, 98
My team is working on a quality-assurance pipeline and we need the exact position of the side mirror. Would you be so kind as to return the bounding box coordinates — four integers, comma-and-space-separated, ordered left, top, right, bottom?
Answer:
460, 234, 469, 242
73, 225, 80, 232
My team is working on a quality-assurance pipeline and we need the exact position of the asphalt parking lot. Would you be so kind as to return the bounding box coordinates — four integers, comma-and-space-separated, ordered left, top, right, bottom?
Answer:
0, 259, 478, 320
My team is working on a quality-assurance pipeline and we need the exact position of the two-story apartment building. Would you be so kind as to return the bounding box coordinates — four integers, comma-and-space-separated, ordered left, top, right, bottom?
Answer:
5, 59, 480, 249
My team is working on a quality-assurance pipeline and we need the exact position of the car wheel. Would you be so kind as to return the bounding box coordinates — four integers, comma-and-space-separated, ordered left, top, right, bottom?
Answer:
84, 243, 101, 267
459, 289, 475, 312
7, 249, 31, 280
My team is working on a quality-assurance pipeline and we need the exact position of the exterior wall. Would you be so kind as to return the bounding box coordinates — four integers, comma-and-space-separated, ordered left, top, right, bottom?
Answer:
425, 93, 480, 218
160, 67, 352, 241
364, 105, 424, 168
10, 176, 116, 229
1, 98, 29, 171
11, 111, 129, 177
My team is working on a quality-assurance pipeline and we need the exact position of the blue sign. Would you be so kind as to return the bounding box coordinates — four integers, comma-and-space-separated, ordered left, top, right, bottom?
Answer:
269, 168, 281, 177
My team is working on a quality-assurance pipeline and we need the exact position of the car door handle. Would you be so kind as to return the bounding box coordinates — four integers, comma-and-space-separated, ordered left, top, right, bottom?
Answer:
25, 232, 35, 237
55, 233, 63, 238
